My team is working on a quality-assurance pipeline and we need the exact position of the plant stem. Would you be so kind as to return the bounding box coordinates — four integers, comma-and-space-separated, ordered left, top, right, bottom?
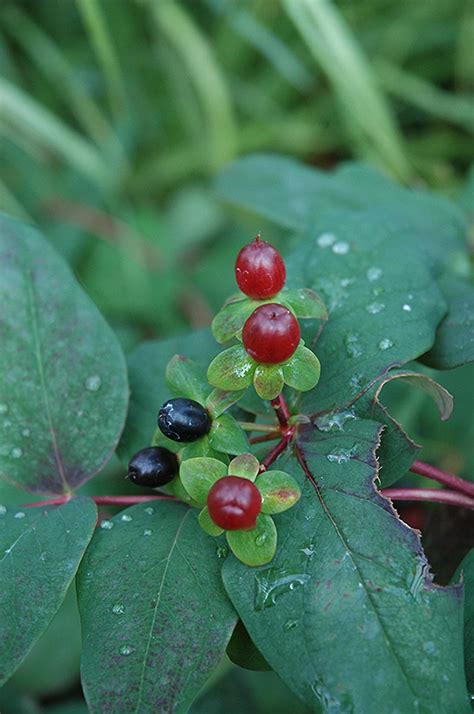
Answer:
25, 494, 176, 508
271, 394, 291, 428
259, 433, 293, 473
250, 433, 281, 445
409, 460, 474, 498
238, 421, 279, 433
382, 488, 474, 510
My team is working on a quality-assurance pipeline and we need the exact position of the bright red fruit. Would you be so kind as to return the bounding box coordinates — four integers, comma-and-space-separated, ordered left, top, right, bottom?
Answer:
207, 476, 262, 531
235, 235, 286, 299
242, 303, 300, 364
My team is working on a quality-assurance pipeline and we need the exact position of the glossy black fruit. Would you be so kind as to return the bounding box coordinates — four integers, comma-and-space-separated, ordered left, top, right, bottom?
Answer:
127, 447, 178, 487
158, 398, 211, 443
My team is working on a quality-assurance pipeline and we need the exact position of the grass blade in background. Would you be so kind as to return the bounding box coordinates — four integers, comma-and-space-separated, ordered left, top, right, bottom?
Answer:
282, 0, 412, 181
148, 0, 237, 172
0, 77, 111, 188
75, 0, 128, 120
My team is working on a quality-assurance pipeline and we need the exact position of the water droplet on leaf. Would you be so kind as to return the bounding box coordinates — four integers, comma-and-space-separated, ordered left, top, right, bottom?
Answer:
366, 302, 385, 314
0, 505, 6, 515
100, 520, 113, 530
112, 604, 125, 615
366, 267, 382, 282
255, 568, 311, 610
11, 447, 23, 459
317, 232, 336, 248
344, 334, 362, 358
121, 514, 132, 522
143, 529, 152, 536
332, 241, 350, 255
119, 645, 134, 656
402, 303, 412, 312
85, 375, 101, 392
216, 545, 229, 559
378, 338, 393, 351
144, 507, 154, 515
15, 511, 26, 519
315, 409, 356, 433
255, 533, 267, 547
283, 619, 298, 631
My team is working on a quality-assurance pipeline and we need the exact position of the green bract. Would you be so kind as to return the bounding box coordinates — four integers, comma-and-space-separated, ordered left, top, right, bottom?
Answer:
177, 455, 301, 567
208, 341, 321, 399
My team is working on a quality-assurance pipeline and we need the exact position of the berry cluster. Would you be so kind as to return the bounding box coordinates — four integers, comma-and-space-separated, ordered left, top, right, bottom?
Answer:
125, 233, 325, 566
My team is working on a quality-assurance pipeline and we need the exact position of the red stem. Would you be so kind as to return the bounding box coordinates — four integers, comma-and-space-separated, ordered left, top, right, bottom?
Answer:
409, 460, 474, 498
382, 488, 474, 510
259, 433, 293, 472
25, 494, 176, 508
271, 394, 291, 428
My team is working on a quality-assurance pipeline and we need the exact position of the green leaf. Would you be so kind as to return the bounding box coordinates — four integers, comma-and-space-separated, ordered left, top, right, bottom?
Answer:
77, 502, 237, 713
281, 288, 328, 320
151, 427, 182, 453
9, 584, 81, 696
282, 345, 321, 392
208, 345, 256, 391
209, 414, 249, 455
253, 364, 284, 400
257, 470, 301, 514
226, 514, 277, 567
180, 436, 226, 462
228, 454, 260, 481
212, 297, 257, 343
0, 498, 97, 686
180, 457, 227, 505
163, 475, 200, 507
118, 330, 219, 463
206, 388, 246, 418
223, 420, 471, 712
422, 275, 474, 369
452, 549, 474, 691
198, 506, 224, 537
165, 354, 210, 404
0, 215, 128, 495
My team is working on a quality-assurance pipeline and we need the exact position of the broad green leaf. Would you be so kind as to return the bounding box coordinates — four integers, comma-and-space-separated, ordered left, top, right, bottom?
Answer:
286, 208, 450, 415
226, 514, 277, 567
223, 420, 470, 713
165, 354, 210, 404
0, 215, 128, 495
257, 470, 301, 514
180, 457, 227, 505
77, 502, 237, 713
180, 437, 226, 462
422, 275, 474, 369
282, 345, 320, 392
253, 364, 284, 400
0, 498, 97, 686
118, 330, 219, 463
206, 388, 246, 418
198, 506, 224, 537
163, 475, 200, 507
9, 584, 81, 696
209, 414, 249, 456
281, 288, 328, 320
208, 345, 256, 391
452, 550, 474, 690
229, 454, 260, 481
151, 427, 181, 454
226, 621, 271, 672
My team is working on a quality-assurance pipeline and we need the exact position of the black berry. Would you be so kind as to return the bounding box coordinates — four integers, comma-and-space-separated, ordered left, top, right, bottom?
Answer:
127, 447, 178, 487
158, 398, 211, 443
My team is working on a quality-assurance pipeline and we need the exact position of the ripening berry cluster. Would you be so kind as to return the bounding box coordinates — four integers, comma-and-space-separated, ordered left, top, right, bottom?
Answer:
128, 397, 263, 531
236, 236, 300, 365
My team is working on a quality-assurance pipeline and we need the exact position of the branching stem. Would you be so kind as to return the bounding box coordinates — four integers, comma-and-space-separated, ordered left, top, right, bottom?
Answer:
409, 460, 474, 498
382, 488, 474, 510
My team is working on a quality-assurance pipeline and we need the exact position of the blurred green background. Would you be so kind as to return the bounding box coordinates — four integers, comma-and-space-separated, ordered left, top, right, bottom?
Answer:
0, 0, 473, 711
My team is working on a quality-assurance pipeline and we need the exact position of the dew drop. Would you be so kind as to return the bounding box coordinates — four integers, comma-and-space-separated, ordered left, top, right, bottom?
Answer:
366, 266, 382, 282
100, 520, 114, 530
0, 404, 9, 415
350, 374, 363, 394
85, 375, 101, 392
315, 409, 356, 433
216, 545, 229, 559
39, 552, 47, 562
112, 604, 125, 615
402, 304, 412, 312
283, 619, 298, 631
0, 505, 6, 515
301, 546, 315, 557
11, 447, 23, 459
317, 232, 336, 248
119, 645, 134, 656
366, 302, 385, 315
423, 641, 436, 655
332, 241, 350, 255
255, 533, 267, 547
22, 428, 31, 437
326, 446, 356, 464
255, 568, 311, 610
121, 514, 132, 522
144, 507, 154, 515
378, 338, 394, 351
4, 420, 12, 428
143, 529, 152, 536
14, 511, 26, 519
344, 334, 362, 359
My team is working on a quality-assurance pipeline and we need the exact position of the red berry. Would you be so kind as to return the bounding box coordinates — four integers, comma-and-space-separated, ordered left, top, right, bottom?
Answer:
207, 476, 262, 531
235, 236, 286, 299
242, 303, 300, 364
